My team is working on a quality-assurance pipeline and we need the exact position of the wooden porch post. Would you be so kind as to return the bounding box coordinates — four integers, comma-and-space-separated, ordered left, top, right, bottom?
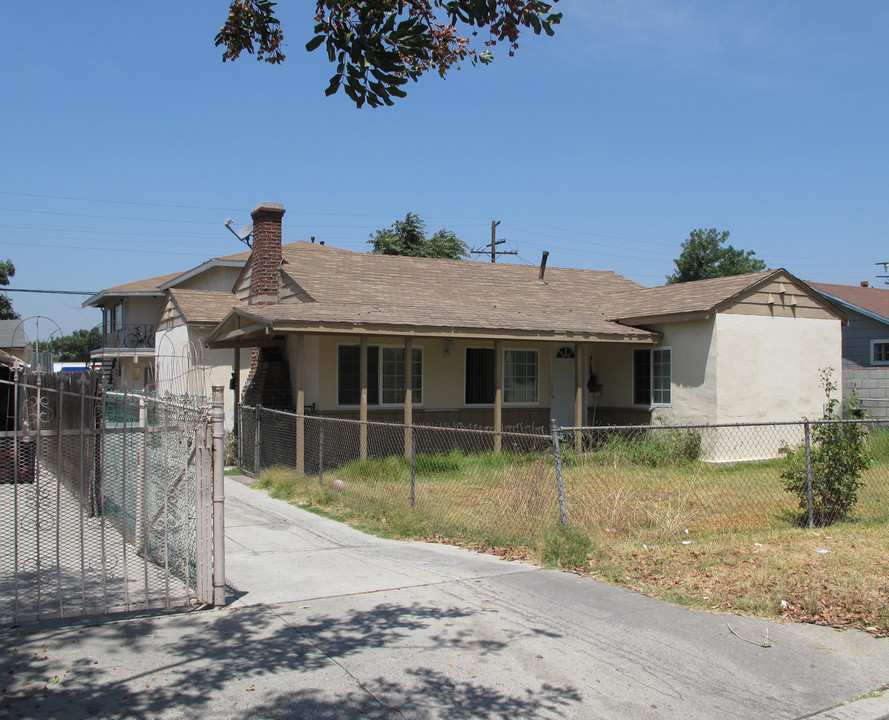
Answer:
359, 336, 368, 460
494, 339, 502, 453
404, 337, 413, 459
295, 333, 305, 476
574, 341, 585, 452
232, 347, 240, 431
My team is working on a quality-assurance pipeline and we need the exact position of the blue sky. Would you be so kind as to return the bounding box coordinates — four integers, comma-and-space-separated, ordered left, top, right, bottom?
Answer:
2, 1, 888, 336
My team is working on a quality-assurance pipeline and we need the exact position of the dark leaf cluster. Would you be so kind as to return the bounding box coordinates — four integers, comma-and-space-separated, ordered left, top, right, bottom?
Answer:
0, 258, 17, 320
368, 212, 468, 259
215, 0, 286, 64
666, 228, 767, 284
218, 1, 561, 107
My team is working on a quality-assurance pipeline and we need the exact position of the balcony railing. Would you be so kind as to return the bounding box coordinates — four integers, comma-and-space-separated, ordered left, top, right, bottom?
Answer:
89, 324, 155, 351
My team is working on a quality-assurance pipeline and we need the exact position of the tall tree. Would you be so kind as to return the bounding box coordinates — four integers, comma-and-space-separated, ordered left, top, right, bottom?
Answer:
0, 259, 18, 320
49, 329, 93, 362
216, 1, 562, 107
369, 213, 468, 259
666, 229, 767, 284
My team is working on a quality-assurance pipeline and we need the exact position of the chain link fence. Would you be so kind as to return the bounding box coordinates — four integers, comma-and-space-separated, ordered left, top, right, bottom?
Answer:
239, 406, 889, 545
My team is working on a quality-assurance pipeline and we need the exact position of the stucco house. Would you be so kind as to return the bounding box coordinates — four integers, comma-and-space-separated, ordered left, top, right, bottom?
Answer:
84, 252, 251, 427
809, 281, 889, 417
202, 203, 844, 456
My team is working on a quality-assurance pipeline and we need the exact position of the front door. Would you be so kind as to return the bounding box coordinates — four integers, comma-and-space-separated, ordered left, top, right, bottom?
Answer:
550, 345, 577, 427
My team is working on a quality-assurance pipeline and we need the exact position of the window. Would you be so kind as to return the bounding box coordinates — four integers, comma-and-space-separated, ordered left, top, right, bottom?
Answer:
872, 340, 889, 366
504, 349, 538, 403
337, 345, 421, 405
465, 348, 495, 404
634, 347, 671, 406
381, 347, 423, 404
464, 347, 539, 405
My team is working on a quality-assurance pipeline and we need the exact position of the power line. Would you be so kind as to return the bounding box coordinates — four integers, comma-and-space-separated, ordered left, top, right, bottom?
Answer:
3, 288, 98, 295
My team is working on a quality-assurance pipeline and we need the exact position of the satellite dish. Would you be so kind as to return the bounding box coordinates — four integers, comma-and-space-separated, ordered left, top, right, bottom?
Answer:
237, 222, 253, 241
224, 219, 254, 248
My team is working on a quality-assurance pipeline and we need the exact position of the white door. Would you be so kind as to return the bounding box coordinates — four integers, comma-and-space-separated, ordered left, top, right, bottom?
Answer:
550, 345, 577, 427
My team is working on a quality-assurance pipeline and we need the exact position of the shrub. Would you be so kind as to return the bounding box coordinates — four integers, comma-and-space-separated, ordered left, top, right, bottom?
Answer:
781, 370, 869, 526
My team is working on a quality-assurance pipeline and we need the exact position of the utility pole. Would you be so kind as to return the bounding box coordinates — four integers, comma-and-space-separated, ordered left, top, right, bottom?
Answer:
489, 220, 500, 263
471, 220, 517, 263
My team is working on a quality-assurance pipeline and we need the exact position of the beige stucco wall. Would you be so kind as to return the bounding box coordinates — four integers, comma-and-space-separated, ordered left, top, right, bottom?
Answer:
310, 335, 560, 415
176, 266, 242, 293
713, 313, 840, 423
124, 296, 164, 327
155, 315, 249, 429
647, 318, 718, 425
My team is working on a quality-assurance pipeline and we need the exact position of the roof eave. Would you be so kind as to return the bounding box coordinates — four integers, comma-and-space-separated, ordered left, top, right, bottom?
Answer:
206, 316, 661, 348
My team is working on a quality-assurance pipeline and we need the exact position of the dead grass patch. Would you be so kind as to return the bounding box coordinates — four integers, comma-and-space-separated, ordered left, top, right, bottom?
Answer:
253, 450, 889, 637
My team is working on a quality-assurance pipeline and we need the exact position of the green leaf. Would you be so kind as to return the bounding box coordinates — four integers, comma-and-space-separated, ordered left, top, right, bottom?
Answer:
324, 74, 341, 97
305, 35, 325, 52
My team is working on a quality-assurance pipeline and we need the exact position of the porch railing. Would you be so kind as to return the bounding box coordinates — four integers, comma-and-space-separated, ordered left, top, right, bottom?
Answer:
89, 324, 155, 351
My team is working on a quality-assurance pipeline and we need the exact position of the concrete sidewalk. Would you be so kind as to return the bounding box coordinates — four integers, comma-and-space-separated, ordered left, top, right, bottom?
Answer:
2, 476, 888, 719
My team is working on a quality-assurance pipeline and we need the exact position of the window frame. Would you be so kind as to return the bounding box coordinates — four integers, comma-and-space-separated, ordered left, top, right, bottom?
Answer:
503, 348, 539, 405
871, 339, 889, 366
380, 346, 423, 406
633, 347, 672, 407
337, 343, 423, 407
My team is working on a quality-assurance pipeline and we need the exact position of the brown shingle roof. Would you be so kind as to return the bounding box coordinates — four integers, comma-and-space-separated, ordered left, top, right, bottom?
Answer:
232, 242, 653, 338
167, 289, 242, 325
808, 282, 889, 322
603, 270, 777, 321
101, 271, 183, 295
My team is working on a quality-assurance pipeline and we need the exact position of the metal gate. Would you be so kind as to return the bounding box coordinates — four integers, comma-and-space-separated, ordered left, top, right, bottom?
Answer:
0, 370, 225, 624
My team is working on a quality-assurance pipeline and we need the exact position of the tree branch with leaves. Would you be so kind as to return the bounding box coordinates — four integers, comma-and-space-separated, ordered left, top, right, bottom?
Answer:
369, 212, 468, 259
216, 1, 562, 107
666, 228, 766, 284
0, 259, 18, 320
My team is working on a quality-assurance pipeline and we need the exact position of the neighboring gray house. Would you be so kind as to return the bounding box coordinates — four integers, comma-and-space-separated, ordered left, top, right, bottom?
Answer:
809, 281, 889, 416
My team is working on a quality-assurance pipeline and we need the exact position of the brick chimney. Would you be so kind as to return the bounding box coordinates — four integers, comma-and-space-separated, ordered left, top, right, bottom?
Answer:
249, 202, 285, 305
241, 202, 293, 411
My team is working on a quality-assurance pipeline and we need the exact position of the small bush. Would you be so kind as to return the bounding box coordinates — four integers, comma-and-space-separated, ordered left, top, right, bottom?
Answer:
539, 525, 597, 572
781, 370, 869, 526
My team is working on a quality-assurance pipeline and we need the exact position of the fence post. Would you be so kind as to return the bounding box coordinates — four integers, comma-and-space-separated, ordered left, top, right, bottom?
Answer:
211, 386, 226, 606
410, 430, 416, 508
550, 420, 568, 525
254, 405, 262, 477
237, 404, 243, 470
137, 397, 147, 555
318, 419, 324, 487
804, 419, 814, 529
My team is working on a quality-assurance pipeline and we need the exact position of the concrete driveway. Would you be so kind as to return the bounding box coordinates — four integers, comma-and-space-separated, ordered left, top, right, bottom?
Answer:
2, 476, 888, 719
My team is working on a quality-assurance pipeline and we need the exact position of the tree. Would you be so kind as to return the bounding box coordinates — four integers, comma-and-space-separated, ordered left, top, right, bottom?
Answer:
369, 212, 468, 259
666, 228, 767, 284
50, 329, 93, 362
216, 1, 562, 108
33, 330, 93, 362
0, 259, 18, 320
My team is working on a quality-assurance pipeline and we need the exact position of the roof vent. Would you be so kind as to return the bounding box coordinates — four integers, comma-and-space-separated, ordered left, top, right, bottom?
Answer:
861, 281, 870, 287
537, 251, 549, 284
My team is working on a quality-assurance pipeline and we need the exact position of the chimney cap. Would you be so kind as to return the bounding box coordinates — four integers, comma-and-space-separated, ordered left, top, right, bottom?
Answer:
251, 202, 285, 217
